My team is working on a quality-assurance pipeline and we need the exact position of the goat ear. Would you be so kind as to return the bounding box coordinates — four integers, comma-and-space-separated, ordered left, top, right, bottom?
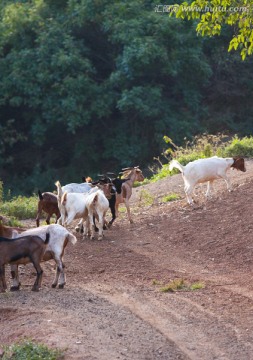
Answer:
91, 180, 99, 185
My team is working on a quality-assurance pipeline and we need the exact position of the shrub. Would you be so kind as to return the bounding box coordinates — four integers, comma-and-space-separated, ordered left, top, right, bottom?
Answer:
222, 136, 253, 157
0, 195, 37, 220
2, 339, 64, 360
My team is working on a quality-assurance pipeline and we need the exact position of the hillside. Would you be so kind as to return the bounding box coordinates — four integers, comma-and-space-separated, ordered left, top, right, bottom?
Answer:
1, 160, 253, 359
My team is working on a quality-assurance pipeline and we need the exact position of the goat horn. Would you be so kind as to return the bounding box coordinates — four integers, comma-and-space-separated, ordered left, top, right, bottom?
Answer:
121, 167, 133, 171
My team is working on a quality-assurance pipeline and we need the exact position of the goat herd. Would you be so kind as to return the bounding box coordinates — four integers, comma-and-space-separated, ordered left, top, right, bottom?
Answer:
0, 166, 144, 292
0, 157, 246, 293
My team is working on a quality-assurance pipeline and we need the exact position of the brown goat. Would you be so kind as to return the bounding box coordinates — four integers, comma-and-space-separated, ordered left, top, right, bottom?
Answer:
0, 232, 50, 292
36, 190, 61, 227
0, 221, 25, 238
115, 166, 145, 223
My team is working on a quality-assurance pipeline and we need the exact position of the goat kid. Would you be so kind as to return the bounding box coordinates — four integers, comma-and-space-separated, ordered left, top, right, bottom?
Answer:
169, 156, 246, 205
0, 232, 50, 292
36, 190, 61, 227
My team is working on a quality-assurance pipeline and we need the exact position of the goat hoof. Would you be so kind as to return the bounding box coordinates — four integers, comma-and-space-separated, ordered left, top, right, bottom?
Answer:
32, 287, 40, 292
51, 284, 57, 288
75, 227, 80, 233
98, 236, 103, 241
58, 284, 65, 289
10, 285, 20, 292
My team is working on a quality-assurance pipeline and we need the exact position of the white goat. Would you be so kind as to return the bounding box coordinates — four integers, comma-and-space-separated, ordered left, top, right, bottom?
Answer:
55, 181, 92, 225
59, 184, 110, 240
169, 156, 246, 205
62, 182, 92, 193
11, 224, 77, 290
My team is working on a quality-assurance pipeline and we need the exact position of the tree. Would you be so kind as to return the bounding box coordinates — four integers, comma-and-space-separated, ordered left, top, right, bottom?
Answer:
167, 0, 253, 60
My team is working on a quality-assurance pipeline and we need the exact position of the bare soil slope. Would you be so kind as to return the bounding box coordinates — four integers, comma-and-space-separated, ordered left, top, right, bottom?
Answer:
1, 160, 253, 360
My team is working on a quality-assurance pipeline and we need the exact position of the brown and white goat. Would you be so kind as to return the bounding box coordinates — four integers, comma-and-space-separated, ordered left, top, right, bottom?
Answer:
0, 232, 50, 292
36, 190, 61, 227
169, 156, 246, 205
11, 224, 77, 290
115, 166, 145, 223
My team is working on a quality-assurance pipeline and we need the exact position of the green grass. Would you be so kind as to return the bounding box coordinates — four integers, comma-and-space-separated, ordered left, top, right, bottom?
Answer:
0, 195, 37, 220
2, 339, 64, 360
222, 135, 253, 157
138, 189, 155, 206
159, 278, 205, 292
161, 193, 181, 203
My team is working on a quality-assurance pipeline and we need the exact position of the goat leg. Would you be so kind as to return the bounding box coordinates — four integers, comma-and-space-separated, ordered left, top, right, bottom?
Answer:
10, 265, 21, 291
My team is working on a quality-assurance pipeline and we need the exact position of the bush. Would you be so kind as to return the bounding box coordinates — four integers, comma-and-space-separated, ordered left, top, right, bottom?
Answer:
2, 339, 64, 360
222, 136, 253, 157
0, 195, 37, 220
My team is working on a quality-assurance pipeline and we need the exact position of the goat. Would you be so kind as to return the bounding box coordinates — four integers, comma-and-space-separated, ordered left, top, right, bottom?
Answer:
55, 181, 92, 225
169, 156, 246, 205
58, 182, 110, 240
0, 232, 50, 292
96, 174, 129, 227
11, 224, 77, 290
115, 166, 145, 223
36, 190, 61, 227
0, 221, 24, 239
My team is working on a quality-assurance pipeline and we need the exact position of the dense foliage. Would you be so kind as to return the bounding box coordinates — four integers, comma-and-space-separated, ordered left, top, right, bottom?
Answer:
168, 0, 253, 60
0, 0, 253, 195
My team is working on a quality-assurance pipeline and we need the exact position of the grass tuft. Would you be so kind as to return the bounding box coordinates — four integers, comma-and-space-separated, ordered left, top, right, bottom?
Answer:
161, 193, 181, 202
160, 278, 205, 292
2, 339, 64, 360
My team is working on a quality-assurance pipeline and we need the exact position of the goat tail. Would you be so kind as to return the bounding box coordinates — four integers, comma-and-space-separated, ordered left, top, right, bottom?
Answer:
38, 190, 43, 201
55, 180, 63, 198
92, 194, 98, 205
169, 160, 185, 173
67, 233, 77, 245
61, 192, 67, 206
45, 232, 50, 245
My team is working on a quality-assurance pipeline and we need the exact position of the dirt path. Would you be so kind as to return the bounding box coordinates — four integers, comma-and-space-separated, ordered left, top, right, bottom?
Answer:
1, 160, 253, 359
